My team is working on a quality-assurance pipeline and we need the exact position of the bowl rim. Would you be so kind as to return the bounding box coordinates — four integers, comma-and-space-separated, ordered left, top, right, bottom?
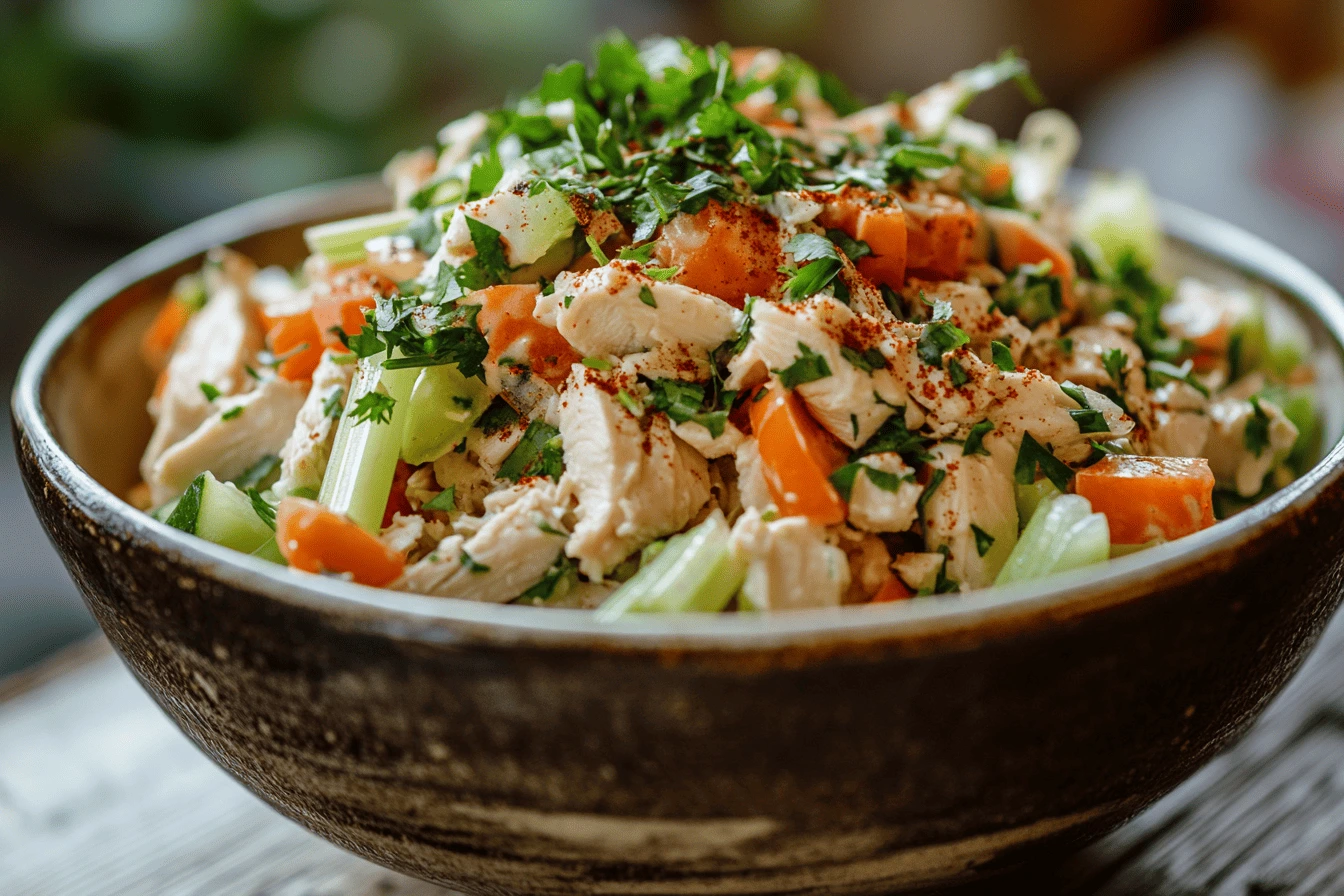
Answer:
14, 175, 1344, 653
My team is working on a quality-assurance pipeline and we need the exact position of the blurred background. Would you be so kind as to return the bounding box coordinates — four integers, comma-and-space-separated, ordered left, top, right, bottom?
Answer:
2, 0, 1342, 675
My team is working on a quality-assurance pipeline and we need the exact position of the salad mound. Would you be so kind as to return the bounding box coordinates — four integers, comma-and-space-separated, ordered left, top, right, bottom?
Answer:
135, 35, 1319, 614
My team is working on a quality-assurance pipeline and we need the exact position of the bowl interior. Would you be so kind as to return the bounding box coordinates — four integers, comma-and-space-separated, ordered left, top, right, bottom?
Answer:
18, 178, 1344, 645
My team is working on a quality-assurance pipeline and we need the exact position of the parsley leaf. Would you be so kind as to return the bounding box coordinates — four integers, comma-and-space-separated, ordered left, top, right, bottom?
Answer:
918, 319, 970, 367
232, 454, 280, 490
1245, 396, 1271, 457
498, 419, 564, 482
321, 388, 345, 420
1102, 348, 1128, 387
638, 285, 657, 307
962, 420, 994, 456
348, 392, 396, 426
916, 468, 946, 517
773, 341, 832, 388
947, 357, 970, 387
645, 378, 728, 438
199, 382, 221, 402
247, 488, 277, 530
994, 261, 1062, 326
422, 487, 457, 513
1061, 384, 1111, 435
854, 411, 931, 462
839, 344, 886, 373
1013, 433, 1074, 492
971, 524, 995, 557
459, 548, 491, 574
991, 341, 1016, 372
465, 217, 510, 283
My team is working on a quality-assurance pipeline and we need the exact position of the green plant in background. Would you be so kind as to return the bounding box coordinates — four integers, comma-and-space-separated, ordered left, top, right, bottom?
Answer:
0, 0, 615, 230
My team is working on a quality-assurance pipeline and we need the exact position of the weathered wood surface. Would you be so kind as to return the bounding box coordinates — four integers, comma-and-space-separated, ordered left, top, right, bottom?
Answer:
2, 618, 1342, 896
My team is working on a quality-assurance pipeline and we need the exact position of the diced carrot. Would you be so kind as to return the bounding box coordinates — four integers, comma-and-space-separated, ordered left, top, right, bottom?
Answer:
311, 268, 398, 348
654, 200, 783, 308
872, 573, 913, 603
267, 311, 325, 381
276, 497, 406, 587
854, 205, 908, 290
473, 283, 581, 387
1074, 455, 1216, 545
749, 386, 848, 525
983, 159, 1013, 197
987, 208, 1076, 309
901, 191, 979, 280
141, 297, 193, 369
816, 192, 908, 289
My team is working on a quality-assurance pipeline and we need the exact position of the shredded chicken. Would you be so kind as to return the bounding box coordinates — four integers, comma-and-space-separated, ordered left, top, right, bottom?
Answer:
730, 508, 850, 610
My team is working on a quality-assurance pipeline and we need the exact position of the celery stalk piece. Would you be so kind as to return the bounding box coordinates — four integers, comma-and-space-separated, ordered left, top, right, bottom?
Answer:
318, 353, 418, 532
251, 537, 287, 565
303, 210, 415, 265
1075, 171, 1161, 272
996, 493, 1110, 586
465, 186, 578, 266
164, 472, 275, 554
595, 513, 745, 620
1014, 479, 1060, 526
400, 363, 492, 465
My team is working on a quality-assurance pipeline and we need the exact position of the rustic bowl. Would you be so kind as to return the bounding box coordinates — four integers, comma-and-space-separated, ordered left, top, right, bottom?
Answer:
13, 176, 1344, 895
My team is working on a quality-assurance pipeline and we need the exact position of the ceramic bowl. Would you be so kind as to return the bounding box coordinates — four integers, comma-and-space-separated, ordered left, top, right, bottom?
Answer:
14, 176, 1344, 895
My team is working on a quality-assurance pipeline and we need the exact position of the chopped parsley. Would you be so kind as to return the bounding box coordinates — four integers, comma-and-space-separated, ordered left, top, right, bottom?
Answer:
971, 524, 995, 557
220, 406, 243, 421
644, 378, 731, 438
1061, 383, 1110, 435
422, 487, 457, 512
781, 232, 846, 301
638, 285, 657, 307
839, 344, 886, 373
991, 340, 1015, 372
1102, 348, 1128, 387
1245, 396, 1271, 457
581, 357, 613, 370
947, 357, 970, 387
828, 462, 914, 502
962, 420, 994, 456
498, 419, 564, 482
993, 261, 1062, 327
773, 341, 832, 389
247, 488, 277, 530
459, 548, 491, 574
616, 389, 642, 415
199, 382, 221, 402
585, 233, 610, 265
854, 411, 932, 462
1014, 433, 1074, 492
916, 467, 946, 517
321, 388, 345, 420
232, 454, 280, 490
477, 397, 520, 434
347, 392, 396, 426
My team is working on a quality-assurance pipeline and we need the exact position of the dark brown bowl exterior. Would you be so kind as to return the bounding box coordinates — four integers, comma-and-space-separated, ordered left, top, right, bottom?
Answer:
14, 178, 1344, 895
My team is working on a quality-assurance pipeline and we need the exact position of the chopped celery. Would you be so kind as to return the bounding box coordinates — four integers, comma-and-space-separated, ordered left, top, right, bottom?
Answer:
400, 363, 491, 464
318, 353, 418, 532
465, 186, 577, 266
996, 493, 1110, 586
1014, 478, 1060, 525
151, 497, 181, 523
164, 472, 276, 554
303, 210, 415, 265
1075, 172, 1161, 273
595, 513, 745, 620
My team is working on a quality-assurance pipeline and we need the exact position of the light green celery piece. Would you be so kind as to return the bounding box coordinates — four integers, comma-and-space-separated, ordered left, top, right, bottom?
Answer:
1014, 479, 1060, 527
303, 210, 414, 265
1075, 171, 1161, 272
400, 363, 492, 464
467, 186, 578, 266
251, 537, 287, 565
996, 494, 1108, 586
318, 353, 418, 532
164, 472, 274, 554
595, 513, 745, 620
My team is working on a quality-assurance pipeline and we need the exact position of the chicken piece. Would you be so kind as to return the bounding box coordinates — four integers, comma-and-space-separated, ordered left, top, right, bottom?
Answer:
435, 111, 490, 175
1028, 324, 1146, 403
879, 337, 1001, 437
384, 147, 437, 209
727, 296, 904, 447
730, 508, 850, 611
986, 369, 1133, 465
273, 351, 355, 497
892, 552, 947, 593
394, 480, 571, 601
835, 528, 895, 603
538, 261, 741, 379
1204, 396, 1298, 497
671, 419, 746, 460
846, 452, 922, 533
557, 367, 711, 578
734, 437, 774, 513
1160, 278, 1256, 352
380, 512, 427, 558
1146, 381, 1212, 459
433, 449, 494, 516
141, 277, 264, 480
920, 442, 1019, 589
904, 278, 1031, 363
466, 420, 526, 478
147, 376, 307, 505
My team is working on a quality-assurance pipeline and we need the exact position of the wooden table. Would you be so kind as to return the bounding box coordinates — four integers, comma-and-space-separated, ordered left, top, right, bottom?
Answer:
4, 618, 1343, 896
